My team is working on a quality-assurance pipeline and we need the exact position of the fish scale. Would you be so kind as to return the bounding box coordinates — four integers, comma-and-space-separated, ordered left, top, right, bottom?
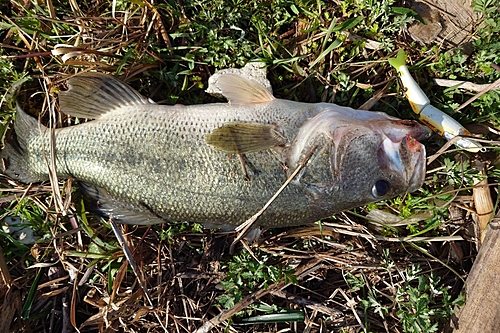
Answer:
1, 72, 429, 228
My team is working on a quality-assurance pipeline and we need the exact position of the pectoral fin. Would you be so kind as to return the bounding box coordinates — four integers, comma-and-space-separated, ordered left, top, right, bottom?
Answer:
205, 122, 287, 154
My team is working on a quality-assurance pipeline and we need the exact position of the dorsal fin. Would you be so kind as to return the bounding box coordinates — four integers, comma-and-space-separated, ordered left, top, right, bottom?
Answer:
216, 74, 275, 105
59, 73, 153, 119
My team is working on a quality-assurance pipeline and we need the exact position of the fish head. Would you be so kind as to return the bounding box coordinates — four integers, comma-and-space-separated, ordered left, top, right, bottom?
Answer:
290, 111, 428, 211
335, 123, 426, 201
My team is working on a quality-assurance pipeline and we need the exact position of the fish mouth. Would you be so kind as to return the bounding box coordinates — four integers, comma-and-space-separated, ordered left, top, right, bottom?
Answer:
373, 118, 428, 192
402, 134, 426, 192
379, 133, 426, 192
385, 119, 432, 142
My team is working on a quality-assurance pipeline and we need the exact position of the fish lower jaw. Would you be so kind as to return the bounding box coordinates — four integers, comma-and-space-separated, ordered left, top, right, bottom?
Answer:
405, 143, 426, 193
378, 135, 426, 193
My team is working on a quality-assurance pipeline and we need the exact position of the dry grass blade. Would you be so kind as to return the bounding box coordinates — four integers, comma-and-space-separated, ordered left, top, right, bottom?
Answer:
0, 246, 12, 288
109, 219, 168, 332
40, 81, 66, 215
339, 288, 365, 330
434, 78, 500, 92
455, 73, 500, 112
358, 82, 390, 110
321, 224, 464, 242
427, 135, 466, 165
52, 44, 123, 63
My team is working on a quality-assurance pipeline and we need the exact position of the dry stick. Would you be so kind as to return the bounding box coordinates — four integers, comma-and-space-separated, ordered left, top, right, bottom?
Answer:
426, 135, 462, 165
109, 219, 168, 332
455, 75, 500, 112
232, 145, 318, 246
338, 288, 365, 331
237, 153, 250, 181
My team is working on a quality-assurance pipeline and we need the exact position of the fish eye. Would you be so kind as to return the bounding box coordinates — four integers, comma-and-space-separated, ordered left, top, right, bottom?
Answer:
372, 179, 389, 198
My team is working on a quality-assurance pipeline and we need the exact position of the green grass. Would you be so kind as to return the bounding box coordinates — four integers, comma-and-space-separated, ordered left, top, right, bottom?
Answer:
0, 0, 499, 332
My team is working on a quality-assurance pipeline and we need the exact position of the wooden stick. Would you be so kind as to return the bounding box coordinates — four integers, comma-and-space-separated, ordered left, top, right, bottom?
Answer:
231, 146, 317, 245
455, 76, 500, 112
451, 220, 500, 333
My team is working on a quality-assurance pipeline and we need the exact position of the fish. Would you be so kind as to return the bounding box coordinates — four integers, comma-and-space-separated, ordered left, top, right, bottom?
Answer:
0, 72, 429, 228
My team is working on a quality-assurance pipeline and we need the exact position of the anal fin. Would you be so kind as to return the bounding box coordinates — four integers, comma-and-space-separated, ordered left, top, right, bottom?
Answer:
78, 182, 165, 225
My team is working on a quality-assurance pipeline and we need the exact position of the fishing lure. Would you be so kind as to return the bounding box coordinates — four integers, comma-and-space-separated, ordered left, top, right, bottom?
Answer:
388, 49, 483, 152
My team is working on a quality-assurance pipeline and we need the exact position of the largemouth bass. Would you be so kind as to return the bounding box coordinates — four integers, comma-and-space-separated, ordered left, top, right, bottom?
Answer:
1, 73, 429, 228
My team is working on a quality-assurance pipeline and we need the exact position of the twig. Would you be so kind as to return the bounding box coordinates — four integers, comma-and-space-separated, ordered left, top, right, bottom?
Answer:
456, 75, 500, 112
338, 288, 365, 331
232, 145, 317, 246
237, 153, 250, 181
426, 135, 462, 165
492, 63, 500, 74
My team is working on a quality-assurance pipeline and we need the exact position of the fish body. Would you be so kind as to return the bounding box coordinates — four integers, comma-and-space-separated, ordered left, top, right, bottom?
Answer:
1, 73, 428, 228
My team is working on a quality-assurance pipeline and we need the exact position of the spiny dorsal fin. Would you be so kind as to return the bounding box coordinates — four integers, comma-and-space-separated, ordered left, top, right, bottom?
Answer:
59, 73, 153, 119
205, 122, 286, 154
216, 74, 275, 105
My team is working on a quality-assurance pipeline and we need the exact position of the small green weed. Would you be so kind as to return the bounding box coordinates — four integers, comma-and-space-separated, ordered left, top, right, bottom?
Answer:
423, 0, 500, 126
354, 250, 464, 333
217, 249, 297, 311
339, 0, 416, 51
157, 221, 204, 243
